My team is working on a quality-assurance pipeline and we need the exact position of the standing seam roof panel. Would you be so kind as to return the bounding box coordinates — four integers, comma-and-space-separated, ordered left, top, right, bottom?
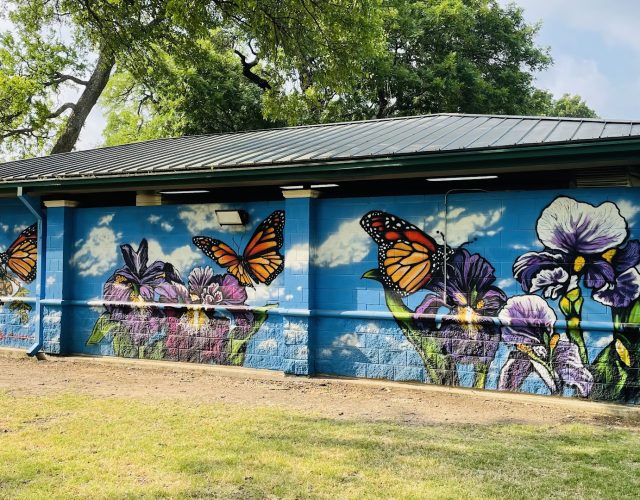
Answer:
360, 116, 440, 156
315, 118, 432, 159
443, 117, 506, 150
2, 113, 640, 183
419, 116, 490, 151
393, 116, 468, 154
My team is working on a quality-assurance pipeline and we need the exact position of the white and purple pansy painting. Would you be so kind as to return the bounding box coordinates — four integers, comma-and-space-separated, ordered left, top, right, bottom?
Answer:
498, 295, 593, 397
514, 196, 640, 307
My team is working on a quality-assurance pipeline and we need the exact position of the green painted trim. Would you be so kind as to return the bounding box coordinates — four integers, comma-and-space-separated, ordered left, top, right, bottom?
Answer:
3, 137, 640, 194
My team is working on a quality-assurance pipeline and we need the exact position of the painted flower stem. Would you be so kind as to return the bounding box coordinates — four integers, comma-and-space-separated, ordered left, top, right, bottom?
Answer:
559, 287, 588, 365
473, 363, 489, 389
380, 287, 458, 386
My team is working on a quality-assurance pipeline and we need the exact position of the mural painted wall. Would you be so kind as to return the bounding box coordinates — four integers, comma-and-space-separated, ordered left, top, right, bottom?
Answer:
312, 188, 640, 403
0, 199, 38, 348
52, 187, 640, 403
69, 202, 286, 370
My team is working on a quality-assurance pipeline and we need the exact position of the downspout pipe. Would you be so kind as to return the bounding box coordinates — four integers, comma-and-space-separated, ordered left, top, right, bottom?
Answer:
17, 187, 46, 357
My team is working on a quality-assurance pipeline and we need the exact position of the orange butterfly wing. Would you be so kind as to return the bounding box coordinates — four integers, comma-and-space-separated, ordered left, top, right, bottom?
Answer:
192, 210, 285, 287
360, 211, 445, 296
243, 210, 285, 286
192, 237, 253, 287
2, 223, 37, 283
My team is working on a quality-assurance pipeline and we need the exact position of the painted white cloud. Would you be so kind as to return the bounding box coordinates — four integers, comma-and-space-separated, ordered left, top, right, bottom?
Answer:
70, 227, 121, 277
0, 224, 8, 232
586, 333, 613, 349
313, 218, 371, 268
332, 333, 361, 348
424, 207, 503, 247
497, 278, 516, 290
146, 239, 202, 275
98, 214, 114, 226
147, 214, 174, 232
178, 204, 246, 233
245, 284, 281, 306
257, 339, 277, 350
616, 199, 639, 227
43, 310, 62, 326
46, 275, 56, 286
510, 243, 529, 250
286, 243, 309, 272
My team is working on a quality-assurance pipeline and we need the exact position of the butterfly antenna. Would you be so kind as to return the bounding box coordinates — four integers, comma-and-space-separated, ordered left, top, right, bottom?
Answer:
435, 230, 446, 245
458, 236, 478, 249
231, 236, 241, 254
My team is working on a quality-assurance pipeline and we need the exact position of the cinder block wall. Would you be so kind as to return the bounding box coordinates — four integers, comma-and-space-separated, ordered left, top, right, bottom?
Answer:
3, 186, 638, 403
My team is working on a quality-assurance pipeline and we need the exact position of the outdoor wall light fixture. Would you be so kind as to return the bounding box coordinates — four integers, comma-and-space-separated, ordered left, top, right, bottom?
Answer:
215, 209, 248, 226
280, 184, 339, 189
158, 189, 210, 194
426, 175, 498, 182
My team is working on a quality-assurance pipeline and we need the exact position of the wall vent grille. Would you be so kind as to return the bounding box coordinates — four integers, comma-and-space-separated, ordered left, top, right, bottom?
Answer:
575, 168, 631, 188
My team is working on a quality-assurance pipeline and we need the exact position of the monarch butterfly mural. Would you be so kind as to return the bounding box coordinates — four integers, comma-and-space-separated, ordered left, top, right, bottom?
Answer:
360, 210, 452, 296
0, 223, 37, 284
0, 222, 38, 336
193, 210, 285, 287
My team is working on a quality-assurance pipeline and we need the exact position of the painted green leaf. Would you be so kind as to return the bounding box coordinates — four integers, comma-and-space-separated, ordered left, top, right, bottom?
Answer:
227, 304, 277, 366
381, 289, 457, 386
113, 333, 136, 358
87, 314, 117, 345
9, 300, 31, 325
591, 343, 629, 401
627, 300, 640, 325
361, 269, 382, 281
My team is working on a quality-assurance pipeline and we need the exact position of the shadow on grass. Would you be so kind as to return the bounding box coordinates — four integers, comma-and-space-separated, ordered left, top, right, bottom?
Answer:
1, 393, 639, 499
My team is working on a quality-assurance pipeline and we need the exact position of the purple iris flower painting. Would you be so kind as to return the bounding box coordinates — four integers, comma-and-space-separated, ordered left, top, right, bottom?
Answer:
416, 249, 507, 365
89, 243, 272, 366
498, 295, 593, 397
514, 197, 640, 308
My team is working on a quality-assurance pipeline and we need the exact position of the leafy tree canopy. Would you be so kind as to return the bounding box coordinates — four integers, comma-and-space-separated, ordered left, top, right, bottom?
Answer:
1, 0, 598, 156
0, 0, 384, 157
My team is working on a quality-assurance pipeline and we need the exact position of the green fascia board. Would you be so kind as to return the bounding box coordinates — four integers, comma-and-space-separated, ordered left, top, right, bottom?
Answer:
3, 137, 640, 194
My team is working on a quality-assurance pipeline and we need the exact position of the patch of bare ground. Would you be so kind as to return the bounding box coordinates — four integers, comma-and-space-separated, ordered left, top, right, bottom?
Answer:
1, 350, 638, 428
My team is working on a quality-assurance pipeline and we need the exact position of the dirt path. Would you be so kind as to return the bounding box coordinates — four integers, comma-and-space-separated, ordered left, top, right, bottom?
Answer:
1, 350, 638, 428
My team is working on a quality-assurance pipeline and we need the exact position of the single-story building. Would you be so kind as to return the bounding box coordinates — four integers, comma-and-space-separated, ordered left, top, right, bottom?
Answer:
0, 113, 638, 402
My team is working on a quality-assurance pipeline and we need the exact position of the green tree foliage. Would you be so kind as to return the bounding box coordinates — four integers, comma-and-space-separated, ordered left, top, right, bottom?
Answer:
0, 0, 384, 158
102, 36, 279, 146
264, 0, 557, 124
535, 92, 598, 118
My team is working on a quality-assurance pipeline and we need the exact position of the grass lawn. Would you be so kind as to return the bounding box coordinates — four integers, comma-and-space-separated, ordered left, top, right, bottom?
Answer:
1, 392, 639, 499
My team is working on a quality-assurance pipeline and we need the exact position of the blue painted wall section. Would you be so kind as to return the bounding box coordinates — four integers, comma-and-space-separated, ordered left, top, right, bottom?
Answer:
280, 193, 316, 376
43, 204, 75, 353
2, 187, 636, 403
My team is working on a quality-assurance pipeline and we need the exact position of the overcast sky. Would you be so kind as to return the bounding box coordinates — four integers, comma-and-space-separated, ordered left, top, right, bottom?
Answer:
502, 0, 640, 121
11, 1, 640, 150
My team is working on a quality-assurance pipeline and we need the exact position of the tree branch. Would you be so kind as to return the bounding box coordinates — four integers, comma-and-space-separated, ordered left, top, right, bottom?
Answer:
45, 72, 90, 86
234, 50, 271, 90
48, 102, 77, 119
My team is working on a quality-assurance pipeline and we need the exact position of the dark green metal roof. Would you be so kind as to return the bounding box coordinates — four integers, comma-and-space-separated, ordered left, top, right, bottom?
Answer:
1, 113, 640, 190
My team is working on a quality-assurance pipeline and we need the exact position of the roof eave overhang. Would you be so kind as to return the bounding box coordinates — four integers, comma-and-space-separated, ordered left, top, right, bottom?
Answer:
4, 137, 640, 195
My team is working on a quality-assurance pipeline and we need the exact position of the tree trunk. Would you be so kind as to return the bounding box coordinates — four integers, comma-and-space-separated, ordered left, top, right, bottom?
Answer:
50, 47, 115, 154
